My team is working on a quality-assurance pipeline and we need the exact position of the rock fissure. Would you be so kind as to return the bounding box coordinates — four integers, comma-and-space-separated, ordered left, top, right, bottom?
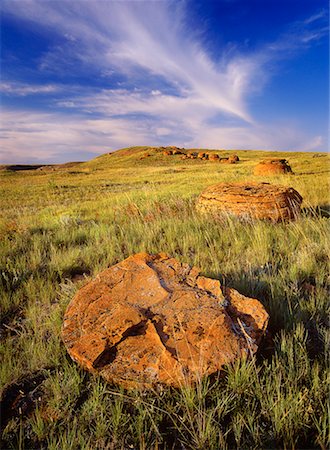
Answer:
93, 319, 148, 368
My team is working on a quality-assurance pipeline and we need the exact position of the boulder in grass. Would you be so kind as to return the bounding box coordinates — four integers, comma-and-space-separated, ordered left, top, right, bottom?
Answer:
62, 253, 268, 389
208, 154, 219, 161
254, 159, 293, 175
197, 152, 206, 159
196, 182, 303, 222
219, 157, 237, 164
228, 154, 239, 162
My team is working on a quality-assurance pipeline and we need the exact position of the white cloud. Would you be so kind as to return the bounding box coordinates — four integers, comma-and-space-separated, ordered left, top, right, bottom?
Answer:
0, 82, 60, 96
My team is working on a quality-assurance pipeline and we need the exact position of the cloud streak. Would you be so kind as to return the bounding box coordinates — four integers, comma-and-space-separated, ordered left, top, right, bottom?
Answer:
0, 82, 60, 96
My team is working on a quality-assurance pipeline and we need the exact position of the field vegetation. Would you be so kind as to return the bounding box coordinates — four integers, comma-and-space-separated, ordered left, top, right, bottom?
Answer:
1, 147, 329, 449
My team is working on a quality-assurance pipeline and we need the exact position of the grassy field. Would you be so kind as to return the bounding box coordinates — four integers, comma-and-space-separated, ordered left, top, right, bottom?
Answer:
0, 146, 329, 449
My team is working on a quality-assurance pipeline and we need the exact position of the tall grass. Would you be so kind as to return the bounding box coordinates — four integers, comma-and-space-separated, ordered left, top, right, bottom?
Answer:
1, 148, 329, 449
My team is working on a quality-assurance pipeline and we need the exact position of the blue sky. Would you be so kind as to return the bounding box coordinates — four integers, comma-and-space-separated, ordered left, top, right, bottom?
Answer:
0, 0, 328, 164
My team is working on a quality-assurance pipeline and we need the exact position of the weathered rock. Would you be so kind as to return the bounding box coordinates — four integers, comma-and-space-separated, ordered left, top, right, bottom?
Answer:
229, 154, 239, 162
219, 157, 236, 164
254, 159, 293, 175
140, 153, 151, 160
163, 150, 173, 156
62, 253, 268, 389
208, 154, 219, 161
196, 182, 303, 222
197, 152, 206, 159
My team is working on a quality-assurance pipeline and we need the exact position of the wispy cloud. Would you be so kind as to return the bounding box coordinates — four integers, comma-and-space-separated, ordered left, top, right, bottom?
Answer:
0, 1, 328, 162
0, 81, 60, 96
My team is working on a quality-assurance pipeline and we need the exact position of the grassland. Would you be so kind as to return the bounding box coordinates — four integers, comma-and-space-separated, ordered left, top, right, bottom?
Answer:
0, 147, 329, 449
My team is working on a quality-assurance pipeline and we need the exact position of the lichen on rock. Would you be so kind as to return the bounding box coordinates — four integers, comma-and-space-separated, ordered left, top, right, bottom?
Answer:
62, 253, 269, 388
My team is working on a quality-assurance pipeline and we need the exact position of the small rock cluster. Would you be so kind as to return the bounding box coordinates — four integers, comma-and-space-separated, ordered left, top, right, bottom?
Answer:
162, 148, 240, 163
62, 253, 269, 389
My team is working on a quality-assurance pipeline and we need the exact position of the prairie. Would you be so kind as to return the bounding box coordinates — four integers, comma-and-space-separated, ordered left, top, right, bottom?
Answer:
1, 147, 329, 449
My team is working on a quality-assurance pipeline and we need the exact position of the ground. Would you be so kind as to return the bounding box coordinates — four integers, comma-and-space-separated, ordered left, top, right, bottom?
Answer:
0, 147, 329, 449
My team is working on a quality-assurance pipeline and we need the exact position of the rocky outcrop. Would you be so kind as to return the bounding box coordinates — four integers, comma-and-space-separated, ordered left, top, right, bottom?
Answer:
208, 154, 219, 161
254, 159, 293, 175
196, 182, 303, 222
62, 253, 268, 389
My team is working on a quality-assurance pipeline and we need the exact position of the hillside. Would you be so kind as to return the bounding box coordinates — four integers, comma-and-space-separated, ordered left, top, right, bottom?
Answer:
0, 146, 329, 449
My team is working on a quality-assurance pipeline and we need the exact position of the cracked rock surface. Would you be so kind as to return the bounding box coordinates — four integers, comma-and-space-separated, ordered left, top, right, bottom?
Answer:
197, 182, 302, 222
62, 253, 268, 388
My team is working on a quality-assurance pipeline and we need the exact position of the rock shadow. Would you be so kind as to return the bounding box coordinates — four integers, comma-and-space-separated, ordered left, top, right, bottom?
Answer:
302, 204, 330, 218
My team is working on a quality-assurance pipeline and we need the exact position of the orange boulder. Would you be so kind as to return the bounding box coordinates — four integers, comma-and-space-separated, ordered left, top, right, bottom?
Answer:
62, 253, 268, 389
196, 182, 302, 222
254, 159, 293, 175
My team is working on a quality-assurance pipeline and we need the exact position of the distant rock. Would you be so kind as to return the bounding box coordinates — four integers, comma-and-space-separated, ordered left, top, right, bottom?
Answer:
62, 253, 268, 388
219, 157, 237, 164
196, 182, 303, 222
162, 146, 183, 156
208, 154, 219, 161
254, 159, 293, 175
139, 153, 151, 160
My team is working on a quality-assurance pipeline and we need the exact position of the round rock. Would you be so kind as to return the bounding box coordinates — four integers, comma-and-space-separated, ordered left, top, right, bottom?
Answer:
196, 182, 303, 222
62, 253, 268, 388
254, 159, 293, 175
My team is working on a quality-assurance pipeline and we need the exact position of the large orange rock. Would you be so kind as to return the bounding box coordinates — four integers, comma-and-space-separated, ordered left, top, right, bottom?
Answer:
254, 159, 293, 175
62, 253, 268, 389
196, 182, 303, 222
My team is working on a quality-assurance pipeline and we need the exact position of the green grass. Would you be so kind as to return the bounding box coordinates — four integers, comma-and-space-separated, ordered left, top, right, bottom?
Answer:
1, 146, 329, 449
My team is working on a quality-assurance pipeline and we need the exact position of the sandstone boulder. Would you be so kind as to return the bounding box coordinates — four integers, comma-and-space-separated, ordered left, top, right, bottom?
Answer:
62, 253, 268, 389
196, 182, 303, 222
229, 154, 239, 162
208, 154, 219, 161
219, 157, 236, 164
254, 159, 293, 175
197, 152, 206, 159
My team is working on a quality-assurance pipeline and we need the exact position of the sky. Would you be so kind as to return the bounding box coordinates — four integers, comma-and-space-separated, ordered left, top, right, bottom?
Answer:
0, 0, 328, 164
